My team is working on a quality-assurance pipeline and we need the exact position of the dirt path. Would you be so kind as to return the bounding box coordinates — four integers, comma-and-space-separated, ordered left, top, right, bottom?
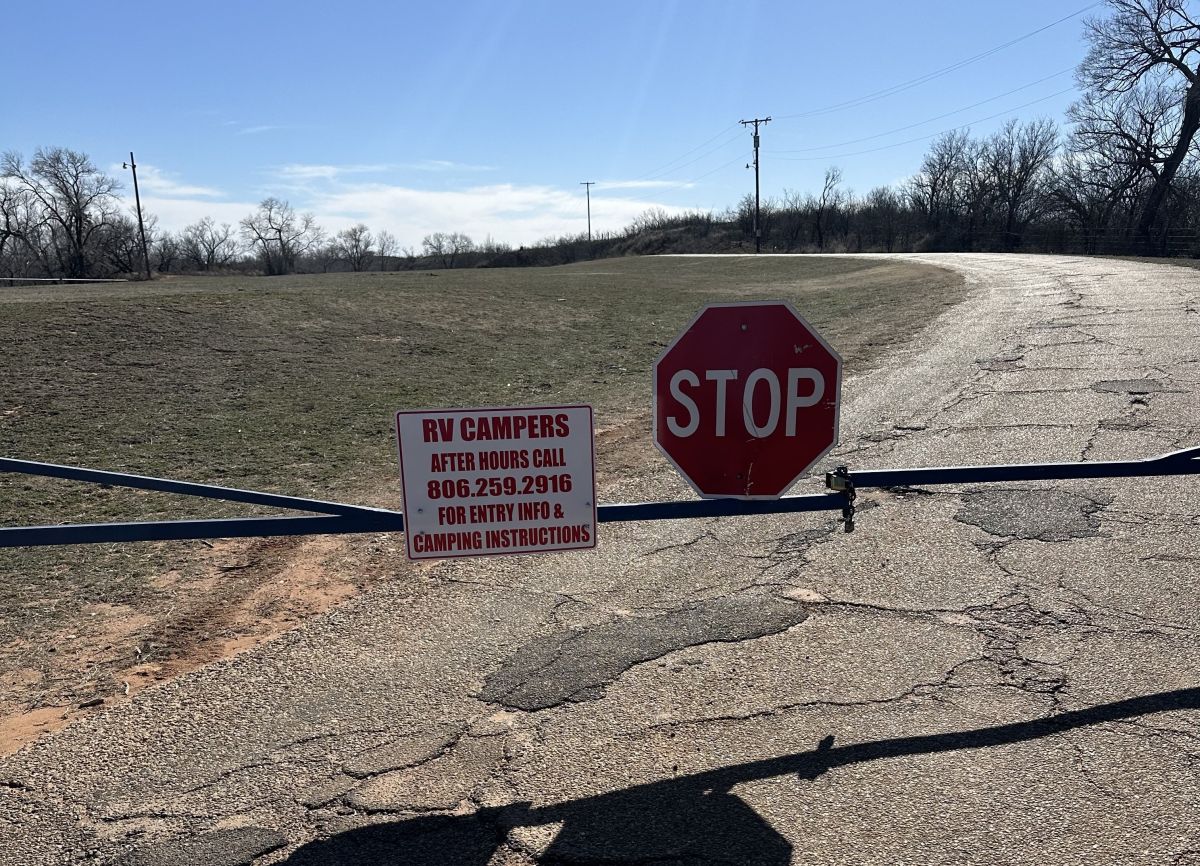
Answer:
0, 533, 376, 754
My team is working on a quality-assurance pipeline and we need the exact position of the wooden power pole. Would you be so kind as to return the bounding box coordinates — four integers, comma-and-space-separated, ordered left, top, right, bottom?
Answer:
580, 181, 595, 242
740, 117, 771, 254
123, 152, 152, 280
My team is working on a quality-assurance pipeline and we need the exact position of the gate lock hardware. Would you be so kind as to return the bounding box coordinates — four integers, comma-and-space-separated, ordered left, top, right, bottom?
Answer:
825, 466, 856, 533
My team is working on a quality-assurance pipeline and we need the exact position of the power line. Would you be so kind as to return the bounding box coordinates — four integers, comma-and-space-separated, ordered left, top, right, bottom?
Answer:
684, 154, 748, 184
774, 67, 1074, 154
773, 3, 1098, 121
594, 3, 1097, 193
629, 123, 743, 181
770, 86, 1075, 162
606, 4, 1097, 190
637, 126, 745, 182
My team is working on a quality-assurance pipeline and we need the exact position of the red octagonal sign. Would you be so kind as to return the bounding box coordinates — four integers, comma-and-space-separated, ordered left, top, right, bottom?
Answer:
654, 301, 842, 499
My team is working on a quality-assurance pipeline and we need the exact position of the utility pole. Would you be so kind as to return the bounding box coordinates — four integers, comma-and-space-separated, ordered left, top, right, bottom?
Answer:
122, 152, 152, 280
580, 181, 595, 242
740, 117, 771, 254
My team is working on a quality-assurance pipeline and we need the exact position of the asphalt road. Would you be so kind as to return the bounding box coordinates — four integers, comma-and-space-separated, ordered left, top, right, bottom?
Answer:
2, 254, 1199, 865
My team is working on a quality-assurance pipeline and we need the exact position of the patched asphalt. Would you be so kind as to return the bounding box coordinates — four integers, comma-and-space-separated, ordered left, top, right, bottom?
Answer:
479, 591, 810, 710
2, 254, 1199, 865
113, 829, 286, 866
954, 488, 1112, 541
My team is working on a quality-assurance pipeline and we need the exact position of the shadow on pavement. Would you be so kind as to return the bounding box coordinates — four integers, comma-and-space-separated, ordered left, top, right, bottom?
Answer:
282, 687, 1200, 865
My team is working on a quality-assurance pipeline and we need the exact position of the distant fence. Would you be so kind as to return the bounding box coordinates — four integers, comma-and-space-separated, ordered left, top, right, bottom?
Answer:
925, 228, 1200, 258
4, 277, 131, 287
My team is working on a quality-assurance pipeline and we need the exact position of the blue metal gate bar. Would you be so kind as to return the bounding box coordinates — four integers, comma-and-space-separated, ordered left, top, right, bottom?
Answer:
1, 446, 1197, 548
840, 444, 1200, 488
597, 493, 846, 523
0, 515, 401, 548
0, 457, 395, 518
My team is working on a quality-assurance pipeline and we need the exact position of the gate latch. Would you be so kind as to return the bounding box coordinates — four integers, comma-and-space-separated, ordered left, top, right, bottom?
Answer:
825, 466, 856, 533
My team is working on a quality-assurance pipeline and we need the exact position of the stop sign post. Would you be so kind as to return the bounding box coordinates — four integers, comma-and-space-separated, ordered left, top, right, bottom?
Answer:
654, 301, 842, 499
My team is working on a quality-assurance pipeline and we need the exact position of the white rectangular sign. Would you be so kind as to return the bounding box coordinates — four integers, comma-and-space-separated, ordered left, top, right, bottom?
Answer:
395, 405, 597, 560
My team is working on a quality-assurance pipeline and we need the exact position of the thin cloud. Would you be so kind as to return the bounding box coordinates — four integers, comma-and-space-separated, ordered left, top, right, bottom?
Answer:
237, 125, 284, 136
126, 164, 224, 198
404, 159, 495, 172
125, 195, 257, 231
274, 160, 496, 181
596, 179, 696, 190
275, 163, 395, 181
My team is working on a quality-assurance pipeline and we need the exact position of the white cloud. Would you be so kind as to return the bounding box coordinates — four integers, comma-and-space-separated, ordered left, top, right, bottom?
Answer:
274, 163, 399, 181
596, 179, 695, 191
308, 182, 685, 248
123, 164, 224, 198
128, 196, 258, 231
405, 159, 494, 173
237, 125, 284, 136
273, 160, 494, 181
119, 168, 688, 248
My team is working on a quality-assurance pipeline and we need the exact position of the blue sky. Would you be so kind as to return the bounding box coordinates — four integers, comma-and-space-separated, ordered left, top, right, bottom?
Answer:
1, 0, 1100, 247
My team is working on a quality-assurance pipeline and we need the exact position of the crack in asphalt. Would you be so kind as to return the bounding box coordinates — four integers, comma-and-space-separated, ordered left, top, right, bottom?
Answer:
639, 529, 719, 558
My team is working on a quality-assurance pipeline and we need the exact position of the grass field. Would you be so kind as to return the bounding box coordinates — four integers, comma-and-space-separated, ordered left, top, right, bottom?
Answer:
0, 254, 964, 750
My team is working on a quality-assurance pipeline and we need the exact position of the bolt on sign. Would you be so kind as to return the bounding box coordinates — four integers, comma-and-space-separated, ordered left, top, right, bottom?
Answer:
654, 301, 843, 499
395, 405, 598, 560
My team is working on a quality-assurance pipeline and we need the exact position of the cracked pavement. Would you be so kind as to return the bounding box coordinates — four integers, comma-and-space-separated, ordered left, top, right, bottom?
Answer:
2, 253, 1199, 864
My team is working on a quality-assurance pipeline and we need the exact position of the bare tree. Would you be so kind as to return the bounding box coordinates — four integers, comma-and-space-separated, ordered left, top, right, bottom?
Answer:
99, 215, 147, 275
861, 186, 902, 252
310, 241, 339, 273
1, 147, 122, 277
333, 223, 375, 271
982, 118, 1059, 248
1078, 0, 1200, 242
181, 216, 239, 271
479, 234, 513, 254
422, 231, 474, 268
153, 231, 180, 273
1060, 87, 1170, 245
0, 181, 35, 273
812, 167, 844, 250
239, 198, 323, 275
376, 229, 397, 270
775, 189, 808, 251
909, 130, 972, 233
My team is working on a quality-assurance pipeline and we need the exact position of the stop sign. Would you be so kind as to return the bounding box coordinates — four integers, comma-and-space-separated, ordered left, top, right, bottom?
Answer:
653, 301, 842, 499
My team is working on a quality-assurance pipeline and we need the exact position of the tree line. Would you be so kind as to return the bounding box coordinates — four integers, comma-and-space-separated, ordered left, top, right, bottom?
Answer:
665, 1, 1200, 258
3, 0, 1198, 279
0, 157, 488, 280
